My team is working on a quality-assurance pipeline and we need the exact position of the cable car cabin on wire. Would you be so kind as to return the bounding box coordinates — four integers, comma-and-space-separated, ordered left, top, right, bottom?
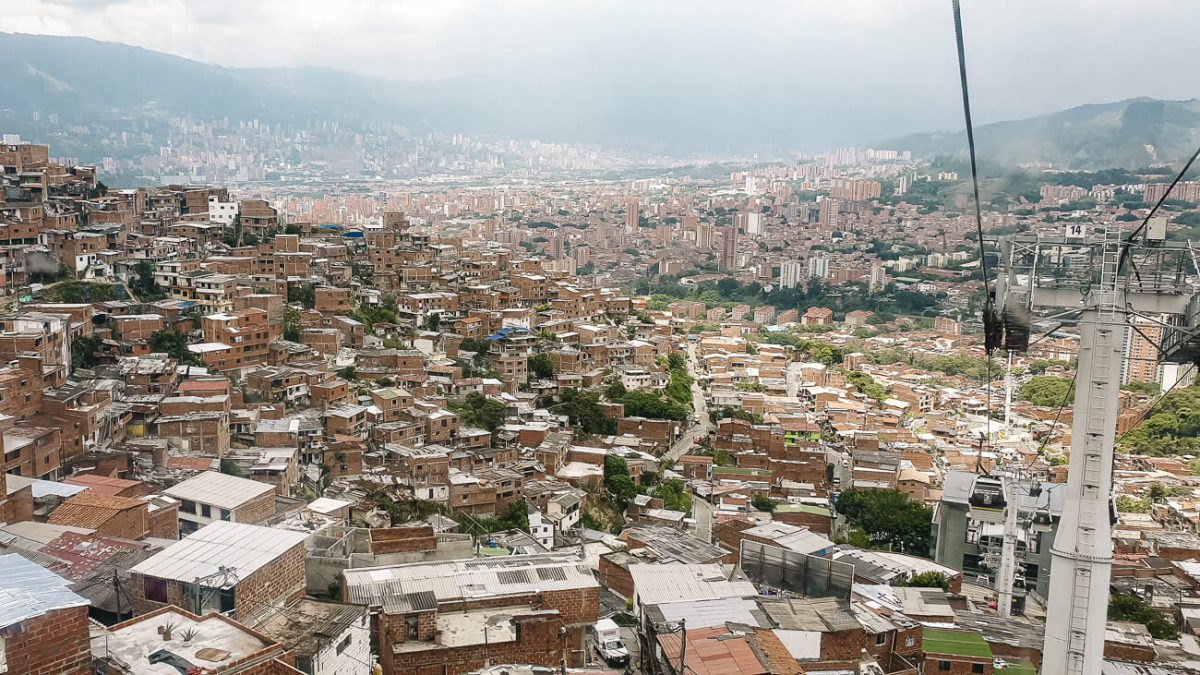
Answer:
967, 476, 1007, 524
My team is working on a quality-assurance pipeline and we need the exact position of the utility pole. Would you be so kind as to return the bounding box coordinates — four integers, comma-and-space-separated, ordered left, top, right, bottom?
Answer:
678, 618, 686, 675
991, 225, 1200, 675
113, 569, 122, 621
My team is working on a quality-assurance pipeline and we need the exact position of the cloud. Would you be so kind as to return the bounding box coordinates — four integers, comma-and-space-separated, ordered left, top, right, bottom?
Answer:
3, 0, 1200, 138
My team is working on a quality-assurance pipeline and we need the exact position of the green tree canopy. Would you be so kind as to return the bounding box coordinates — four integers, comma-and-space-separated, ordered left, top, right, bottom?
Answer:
560, 389, 618, 436
903, 571, 950, 591
1109, 593, 1179, 639
751, 495, 778, 512
1120, 386, 1200, 456
454, 391, 507, 432
1019, 375, 1076, 407
836, 488, 933, 554
149, 328, 199, 365
528, 352, 555, 379
656, 480, 692, 513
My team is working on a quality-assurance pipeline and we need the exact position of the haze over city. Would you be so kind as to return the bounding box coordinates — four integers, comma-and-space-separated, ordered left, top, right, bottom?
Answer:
7, 0, 1200, 150
5, 3, 1200, 675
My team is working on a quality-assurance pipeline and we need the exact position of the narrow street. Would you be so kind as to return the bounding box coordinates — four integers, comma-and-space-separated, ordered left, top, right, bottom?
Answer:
663, 343, 711, 462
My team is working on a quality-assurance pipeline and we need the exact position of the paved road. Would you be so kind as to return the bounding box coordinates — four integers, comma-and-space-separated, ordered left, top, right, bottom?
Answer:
663, 344, 711, 463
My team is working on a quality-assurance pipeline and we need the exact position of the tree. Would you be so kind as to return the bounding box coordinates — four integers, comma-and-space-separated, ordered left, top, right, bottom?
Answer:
606, 474, 638, 509
149, 328, 199, 365
836, 489, 933, 554
288, 283, 316, 309
560, 389, 617, 436
219, 458, 243, 477
455, 392, 507, 432
504, 500, 530, 533
1019, 375, 1076, 407
458, 338, 491, 367
528, 353, 555, 379
71, 334, 103, 370
337, 366, 358, 381
656, 480, 692, 513
618, 390, 690, 421
1109, 593, 1179, 639
604, 455, 628, 479
903, 572, 950, 591
128, 260, 163, 300
667, 352, 687, 371
1120, 386, 1200, 456
845, 370, 888, 402
282, 307, 301, 341
751, 495, 778, 512
425, 313, 441, 331
1115, 495, 1150, 513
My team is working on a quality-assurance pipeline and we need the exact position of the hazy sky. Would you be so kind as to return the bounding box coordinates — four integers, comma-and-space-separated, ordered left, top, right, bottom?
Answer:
6, 0, 1200, 140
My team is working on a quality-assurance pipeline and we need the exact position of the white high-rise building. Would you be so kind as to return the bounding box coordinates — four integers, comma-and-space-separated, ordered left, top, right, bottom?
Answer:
745, 212, 763, 236
808, 256, 829, 280
780, 261, 805, 289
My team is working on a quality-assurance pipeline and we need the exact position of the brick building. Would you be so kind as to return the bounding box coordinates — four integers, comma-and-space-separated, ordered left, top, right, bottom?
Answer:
129, 521, 308, 620
47, 492, 151, 540
0, 553, 92, 675
163, 470, 277, 535
343, 553, 600, 675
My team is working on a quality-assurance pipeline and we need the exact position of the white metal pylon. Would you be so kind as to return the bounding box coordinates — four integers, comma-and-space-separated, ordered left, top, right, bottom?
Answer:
992, 231, 1200, 675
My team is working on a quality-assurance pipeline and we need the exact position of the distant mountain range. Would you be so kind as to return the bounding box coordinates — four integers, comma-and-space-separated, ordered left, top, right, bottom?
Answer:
889, 98, 1200, 169
4, 32, 1200, 167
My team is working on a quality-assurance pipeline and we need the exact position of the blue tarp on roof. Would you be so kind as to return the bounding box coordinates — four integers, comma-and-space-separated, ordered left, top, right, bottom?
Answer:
342, 231, 364, 238
485, 326, 531, 341
319, 224, 341, 230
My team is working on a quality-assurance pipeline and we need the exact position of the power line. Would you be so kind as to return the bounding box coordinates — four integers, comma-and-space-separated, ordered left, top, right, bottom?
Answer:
1119, 143, 1200, 279
951, 0, 997, 472
1115, 373, 1191, 446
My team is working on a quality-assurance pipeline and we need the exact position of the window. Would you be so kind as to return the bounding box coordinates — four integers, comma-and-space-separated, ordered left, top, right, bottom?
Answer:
905, 636, 915, 647
336, 634, 353, 655
972, 666, 985, 674
875, 633, 886, 646
144, 577, 168, 603
201, 504, 212, 518
220, 508, 231, 521
405, 616, 419, 640
938, 662, 951, 672
180, 500, 197, 514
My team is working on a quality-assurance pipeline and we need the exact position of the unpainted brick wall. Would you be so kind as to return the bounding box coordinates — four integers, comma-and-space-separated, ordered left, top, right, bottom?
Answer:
2, 605, 91, 675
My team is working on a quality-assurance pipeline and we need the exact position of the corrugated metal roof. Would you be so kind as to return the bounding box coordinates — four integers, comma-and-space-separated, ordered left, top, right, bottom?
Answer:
343, 553, 596, 609
740, 522, 834, 555
130, 521, 307, 585
5, 474, 89, 499
163, 470, 275, 509
0, 554, 89, 628
628, 563, 757, 606
649, 597, 764, 629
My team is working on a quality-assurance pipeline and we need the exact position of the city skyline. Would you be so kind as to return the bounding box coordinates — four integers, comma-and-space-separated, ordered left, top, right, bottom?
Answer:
7, 1, 1200, 149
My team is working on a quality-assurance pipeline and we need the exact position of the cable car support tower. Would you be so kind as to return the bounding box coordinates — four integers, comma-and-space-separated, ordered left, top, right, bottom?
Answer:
990, 223, 1200, 675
